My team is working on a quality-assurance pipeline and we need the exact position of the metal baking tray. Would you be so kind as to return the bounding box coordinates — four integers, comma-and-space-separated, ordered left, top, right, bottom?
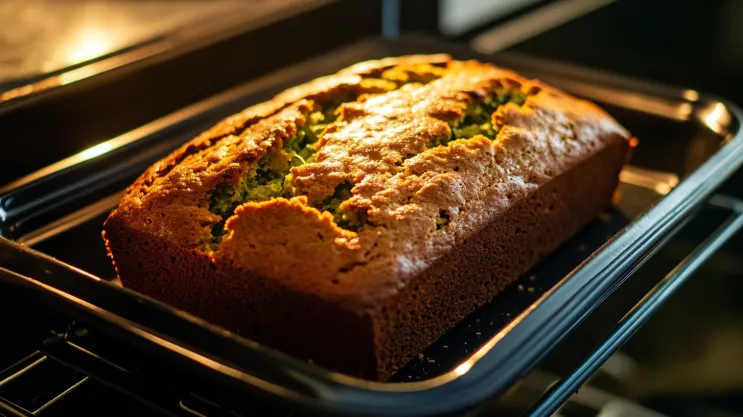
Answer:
1, 36, 742, 416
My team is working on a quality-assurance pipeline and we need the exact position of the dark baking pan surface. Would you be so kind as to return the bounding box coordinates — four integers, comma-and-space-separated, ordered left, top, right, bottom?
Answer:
1, 36, 742, 416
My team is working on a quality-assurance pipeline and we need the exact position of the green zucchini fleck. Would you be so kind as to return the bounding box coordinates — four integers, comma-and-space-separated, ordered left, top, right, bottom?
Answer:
448, 90, 527, 142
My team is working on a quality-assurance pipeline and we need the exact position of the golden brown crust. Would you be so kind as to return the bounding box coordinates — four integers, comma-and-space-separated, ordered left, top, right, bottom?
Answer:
104, 55, 631, 379
337, 54, 451, 76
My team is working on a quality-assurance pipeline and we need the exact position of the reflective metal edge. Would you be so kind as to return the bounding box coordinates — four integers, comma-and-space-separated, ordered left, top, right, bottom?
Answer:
530, 205, 743, 416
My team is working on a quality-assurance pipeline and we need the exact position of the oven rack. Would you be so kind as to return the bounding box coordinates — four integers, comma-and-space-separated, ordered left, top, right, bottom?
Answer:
3, 193, 740, 417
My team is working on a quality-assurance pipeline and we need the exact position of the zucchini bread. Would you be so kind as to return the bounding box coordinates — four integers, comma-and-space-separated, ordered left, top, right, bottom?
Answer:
103, 55, 631, 380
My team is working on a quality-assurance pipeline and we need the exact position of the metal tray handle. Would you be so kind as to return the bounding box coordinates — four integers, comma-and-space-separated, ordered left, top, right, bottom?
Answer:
530, 199, 743, 416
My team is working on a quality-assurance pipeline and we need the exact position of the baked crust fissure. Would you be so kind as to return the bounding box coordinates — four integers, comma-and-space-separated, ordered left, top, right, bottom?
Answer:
204, 63, 530, 248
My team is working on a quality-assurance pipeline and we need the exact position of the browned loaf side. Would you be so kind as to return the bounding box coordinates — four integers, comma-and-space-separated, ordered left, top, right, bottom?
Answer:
103, 54, 631, 381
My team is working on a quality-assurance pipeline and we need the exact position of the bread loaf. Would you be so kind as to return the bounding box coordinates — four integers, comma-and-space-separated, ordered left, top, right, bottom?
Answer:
103, 55, 631, 380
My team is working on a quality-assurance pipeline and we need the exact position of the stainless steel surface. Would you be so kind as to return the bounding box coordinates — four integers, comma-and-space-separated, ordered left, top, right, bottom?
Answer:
470, 0, 616, 54
0, 0, 332, 112
0, 1, 241, 84
438, 0, 544, 36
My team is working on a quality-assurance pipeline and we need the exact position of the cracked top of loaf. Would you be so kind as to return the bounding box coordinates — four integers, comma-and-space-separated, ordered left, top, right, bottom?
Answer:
105, 54, 630, 311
